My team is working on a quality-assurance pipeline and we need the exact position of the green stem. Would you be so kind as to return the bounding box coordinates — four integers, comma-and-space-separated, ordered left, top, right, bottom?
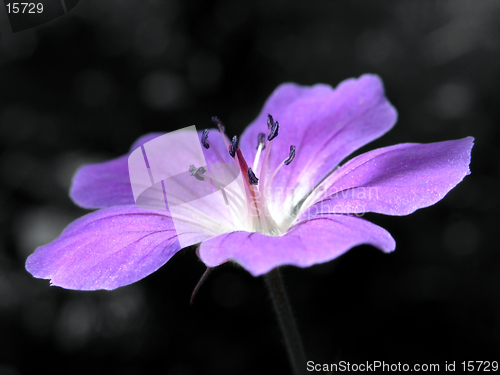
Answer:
264, 268, 307, 375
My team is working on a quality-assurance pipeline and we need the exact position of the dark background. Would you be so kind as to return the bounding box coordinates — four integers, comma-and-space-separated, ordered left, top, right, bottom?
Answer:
0, 1, 499, 374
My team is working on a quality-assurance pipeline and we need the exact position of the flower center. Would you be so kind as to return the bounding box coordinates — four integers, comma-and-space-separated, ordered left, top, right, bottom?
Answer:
203, 115, 295, 236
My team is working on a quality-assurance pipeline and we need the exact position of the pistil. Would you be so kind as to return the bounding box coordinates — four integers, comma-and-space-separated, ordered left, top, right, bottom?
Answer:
235, 148, 270, 234
202, 115, 288, 235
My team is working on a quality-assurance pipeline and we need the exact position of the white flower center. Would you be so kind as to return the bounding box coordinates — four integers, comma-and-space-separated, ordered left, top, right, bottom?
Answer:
205, 115, 296, 236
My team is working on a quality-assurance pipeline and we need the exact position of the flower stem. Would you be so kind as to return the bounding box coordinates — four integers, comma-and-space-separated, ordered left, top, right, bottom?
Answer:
264, 268, 307, 375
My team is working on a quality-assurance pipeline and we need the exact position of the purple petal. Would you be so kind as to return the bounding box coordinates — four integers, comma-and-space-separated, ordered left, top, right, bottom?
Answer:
70, 154, 135, 209
70, 133, 164, 209
25, 205, 204, 290
129, 132, 166, 152
198, 214, 395, 276
70, 130, 230, 209
238, 74, 397, 212
301, 137, 474, 217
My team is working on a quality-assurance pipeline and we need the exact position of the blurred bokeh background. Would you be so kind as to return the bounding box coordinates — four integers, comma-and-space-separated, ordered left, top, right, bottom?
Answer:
0, 0, 499, 374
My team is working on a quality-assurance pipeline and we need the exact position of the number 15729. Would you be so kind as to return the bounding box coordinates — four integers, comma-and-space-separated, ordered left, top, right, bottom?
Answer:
6, 3, 43, 13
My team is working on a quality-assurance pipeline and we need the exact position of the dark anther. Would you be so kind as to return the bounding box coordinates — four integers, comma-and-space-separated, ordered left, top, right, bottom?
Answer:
229, 135, 238, 158
212, 116, 225, 133
256, 132, 266, 150
248, 168, 259, 185
201, 129, 210, 149
189, 164, 206, 181
267, 114, 274, 130
268, 120, 279, 141
284, 145, 296, 165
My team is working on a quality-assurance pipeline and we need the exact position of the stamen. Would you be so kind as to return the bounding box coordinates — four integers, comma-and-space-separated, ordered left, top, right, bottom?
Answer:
284, 145, 296, 165
212, 116, 231, 151
201, 129, 210, 149
259, 115, 277, 192
267, 114, 274, 130
236, 148, 267, 232
268, 120, 279, 141
265, 145, 296, 190
189, 164, 206, 181
229, 135, 238, 158
211, 116, 225, 133
256, 132, 266, 150
252, 133, 266, 172
260, 113, 279, 192
202, 125, 235, 173
248, 168, 259, 185
236, 148, 278, 234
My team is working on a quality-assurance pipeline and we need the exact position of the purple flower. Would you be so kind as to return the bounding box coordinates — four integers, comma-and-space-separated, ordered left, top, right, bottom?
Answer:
25, 74, 473, 290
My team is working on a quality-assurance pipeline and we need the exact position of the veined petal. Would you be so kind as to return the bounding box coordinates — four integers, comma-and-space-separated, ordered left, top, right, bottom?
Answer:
198, 214, 395, 276
70, 130, 231, 209
300, 137, 474, 217
70, 133, 164, 209
70, 154, 134, 209
25, 205, 204, 290
239, 74, 397, 218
